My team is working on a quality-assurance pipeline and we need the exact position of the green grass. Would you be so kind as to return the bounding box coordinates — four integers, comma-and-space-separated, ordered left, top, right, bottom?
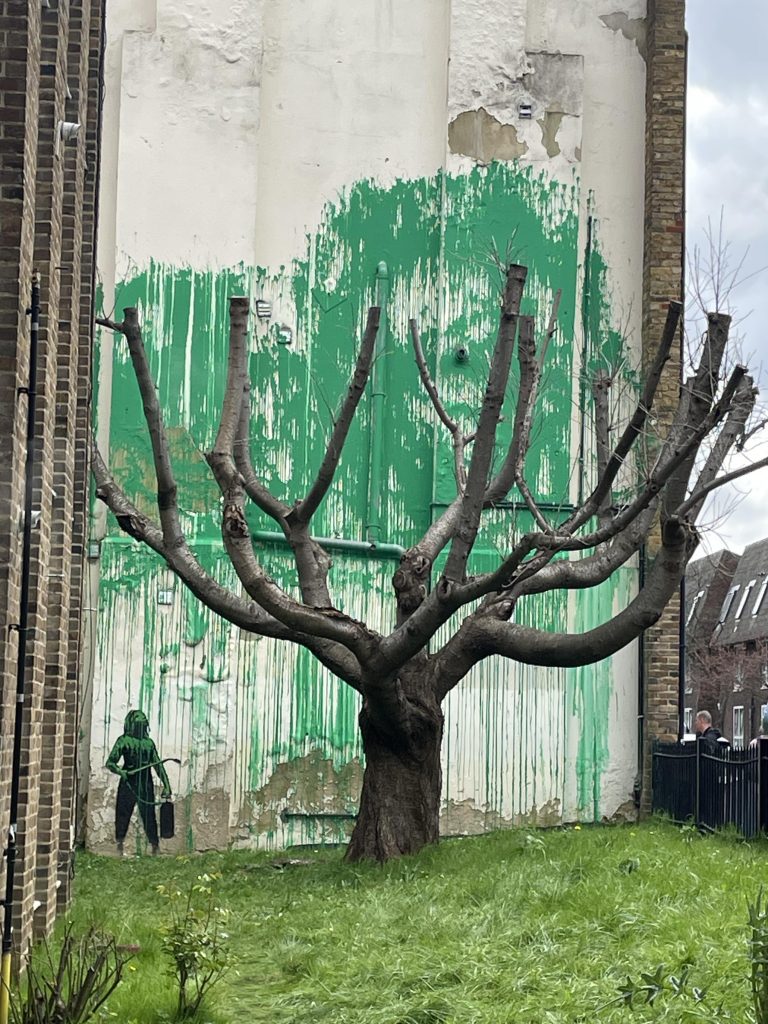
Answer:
66, 820, 768, 1022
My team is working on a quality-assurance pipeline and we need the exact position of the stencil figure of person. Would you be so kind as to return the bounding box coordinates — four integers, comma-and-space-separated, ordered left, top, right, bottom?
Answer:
106, 709, 171, 856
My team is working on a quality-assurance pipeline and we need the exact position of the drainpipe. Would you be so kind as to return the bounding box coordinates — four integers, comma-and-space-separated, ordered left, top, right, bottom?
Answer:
678, 576, 687, 739
366, 262, 389, 545
103, 533, 406, 560
635, 542, 646, 809
577, 216, 594, 508
0, 274, 41, 1021
253, 531, 404, 560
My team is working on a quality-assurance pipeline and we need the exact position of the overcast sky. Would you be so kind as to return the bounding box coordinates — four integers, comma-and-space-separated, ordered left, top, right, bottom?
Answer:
686, 2, 768, 557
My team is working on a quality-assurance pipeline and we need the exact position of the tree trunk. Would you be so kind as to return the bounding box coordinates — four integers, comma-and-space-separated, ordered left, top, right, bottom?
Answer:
345, 688, 444, 862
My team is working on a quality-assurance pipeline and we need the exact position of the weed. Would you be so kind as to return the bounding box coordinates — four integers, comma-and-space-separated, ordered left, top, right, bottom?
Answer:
157, 873, 232, 1020
7, 924, 131, 1024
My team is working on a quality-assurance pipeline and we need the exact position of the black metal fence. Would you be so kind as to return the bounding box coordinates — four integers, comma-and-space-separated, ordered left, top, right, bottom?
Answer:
652, 738, 768, 839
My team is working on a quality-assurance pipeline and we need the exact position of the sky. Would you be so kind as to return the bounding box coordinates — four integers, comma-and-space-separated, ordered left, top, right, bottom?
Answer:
686, 2, 768, 556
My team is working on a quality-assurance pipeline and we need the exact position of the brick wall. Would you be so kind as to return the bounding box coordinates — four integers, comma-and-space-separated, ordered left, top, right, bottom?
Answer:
0, 0, 103, 956
642, 0, 687, 796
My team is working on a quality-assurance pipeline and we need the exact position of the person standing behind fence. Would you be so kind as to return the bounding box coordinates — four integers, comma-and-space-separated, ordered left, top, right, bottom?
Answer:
694, 710, 729, 755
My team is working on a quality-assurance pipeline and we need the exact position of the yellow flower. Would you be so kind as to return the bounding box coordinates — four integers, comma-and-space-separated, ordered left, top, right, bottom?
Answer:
573, 825, 581, 831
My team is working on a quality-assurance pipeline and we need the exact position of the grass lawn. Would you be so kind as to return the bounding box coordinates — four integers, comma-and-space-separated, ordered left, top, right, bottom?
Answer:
67, 820, 768, 1023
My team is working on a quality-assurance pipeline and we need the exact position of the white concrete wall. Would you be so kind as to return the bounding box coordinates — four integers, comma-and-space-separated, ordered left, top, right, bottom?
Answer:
87, 0, 649, 852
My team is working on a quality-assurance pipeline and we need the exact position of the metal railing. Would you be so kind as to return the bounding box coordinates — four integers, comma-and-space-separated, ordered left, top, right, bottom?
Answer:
652, 738, 766, 839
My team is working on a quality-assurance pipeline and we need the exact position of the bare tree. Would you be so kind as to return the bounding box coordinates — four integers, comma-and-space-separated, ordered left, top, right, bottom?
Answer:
93, 264, 768, 862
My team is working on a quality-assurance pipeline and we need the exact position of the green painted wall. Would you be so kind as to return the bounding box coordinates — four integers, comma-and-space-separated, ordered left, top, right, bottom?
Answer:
92, 163, 638, 848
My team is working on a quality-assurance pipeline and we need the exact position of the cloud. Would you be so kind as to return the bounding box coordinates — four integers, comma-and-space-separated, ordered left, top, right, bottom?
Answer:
685, 2, 768, 550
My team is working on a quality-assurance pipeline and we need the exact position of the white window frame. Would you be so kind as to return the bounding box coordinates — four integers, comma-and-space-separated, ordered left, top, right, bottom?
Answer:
733, 705, 745, 748
735, 580, 757, 620
686, 589, 705, 626
684, 707, 693, 733
753, 578, 768, 617
718, 585, 740, 624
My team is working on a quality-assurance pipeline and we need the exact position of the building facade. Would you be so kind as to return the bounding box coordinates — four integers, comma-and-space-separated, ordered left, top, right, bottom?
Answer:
84, 0, 686, 853
0, 0, 103, 953
685, 542, 768, 746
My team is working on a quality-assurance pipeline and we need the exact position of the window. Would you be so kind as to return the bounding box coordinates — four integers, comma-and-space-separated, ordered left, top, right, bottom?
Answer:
753, 578, 768, 617
718, 585, 740, 624
684, 707, 693, 733
735, 580, 757, 620
686, 589, 705, 626
762, 703, 768, 730
733, 705, 745, 748
735, 665, 744, 691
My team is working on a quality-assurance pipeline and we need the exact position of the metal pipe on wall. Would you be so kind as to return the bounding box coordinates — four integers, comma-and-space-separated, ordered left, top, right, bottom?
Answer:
365, 261, 389, 545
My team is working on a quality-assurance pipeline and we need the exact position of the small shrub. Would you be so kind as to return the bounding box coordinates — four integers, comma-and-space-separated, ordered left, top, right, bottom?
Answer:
7, 924, 131, 1024
157, 873, 232, 1020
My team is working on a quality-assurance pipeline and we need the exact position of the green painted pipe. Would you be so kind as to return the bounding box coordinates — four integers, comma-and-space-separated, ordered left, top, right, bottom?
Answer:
104, 532, 405, 560
366, 261, 389, 544
252, 530, 404, 560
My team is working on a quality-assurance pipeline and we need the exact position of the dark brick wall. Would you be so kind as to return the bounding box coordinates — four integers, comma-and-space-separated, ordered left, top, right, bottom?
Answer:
0, 0, 103, 955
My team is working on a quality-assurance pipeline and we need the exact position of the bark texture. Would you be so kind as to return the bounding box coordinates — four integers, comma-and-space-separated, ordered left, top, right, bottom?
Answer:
346, 671, 444, 862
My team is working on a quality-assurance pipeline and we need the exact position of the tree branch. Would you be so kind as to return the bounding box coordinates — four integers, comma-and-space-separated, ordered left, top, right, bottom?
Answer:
591, 369, 613, 525
206, 299, 380, 661
410, 318, 470, 490
563, 300, 682, 534
485, 313, 538, 505
663, 310, 731, 517
234, 379, 291, 522
434, 516, 693, 693
289, 306, 380, 525
100, 309, 185, 550
91, 436, 364, 688
443, 264, 527, 582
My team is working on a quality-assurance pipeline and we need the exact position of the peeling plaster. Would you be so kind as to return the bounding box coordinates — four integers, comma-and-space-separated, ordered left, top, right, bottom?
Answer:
538, 110, 564, 159
599, 12, 647, 58
448, 108, 529, 161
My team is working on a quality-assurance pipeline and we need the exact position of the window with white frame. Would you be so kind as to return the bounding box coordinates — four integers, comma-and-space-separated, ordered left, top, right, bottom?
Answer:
686, 589, 705, 626
684, 707, 693, 733
735, 665, 744, 691
753, 578, 768, 617
733, 705, 745, 748
735, 580, 757, 621
718, 585, 740, 625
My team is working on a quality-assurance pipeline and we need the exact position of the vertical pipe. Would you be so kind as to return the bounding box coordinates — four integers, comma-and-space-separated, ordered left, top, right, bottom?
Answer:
577, 215, 593, 508
366, 262, 389, 544
0, 273, 41, 1021
678, 575, 686, 739
694, 735, 701, 829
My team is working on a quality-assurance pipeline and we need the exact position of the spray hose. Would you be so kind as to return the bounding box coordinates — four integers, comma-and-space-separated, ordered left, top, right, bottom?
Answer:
117, 757, 181, 808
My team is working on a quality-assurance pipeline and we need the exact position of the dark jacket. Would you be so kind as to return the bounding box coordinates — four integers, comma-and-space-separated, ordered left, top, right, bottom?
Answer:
699, 726, 728, 756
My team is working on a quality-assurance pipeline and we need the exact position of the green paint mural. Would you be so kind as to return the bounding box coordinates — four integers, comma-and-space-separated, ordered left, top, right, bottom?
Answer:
106, 709, 177, 856
93, 162, 638, 847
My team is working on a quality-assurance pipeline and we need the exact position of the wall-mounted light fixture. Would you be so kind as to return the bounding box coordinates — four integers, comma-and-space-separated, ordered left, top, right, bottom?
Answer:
157, 588, 174, 606
57, 121, 80, 143
254, 299, 272, 319
518, 103, 533, 119
277, 324, 293, 345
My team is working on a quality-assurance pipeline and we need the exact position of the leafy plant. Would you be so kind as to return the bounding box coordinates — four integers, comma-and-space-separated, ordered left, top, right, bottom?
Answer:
748, 889, 768, 1023
590, 963, 732, 1020
6, 924, 131, 1024
157, 873, 232, 1020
